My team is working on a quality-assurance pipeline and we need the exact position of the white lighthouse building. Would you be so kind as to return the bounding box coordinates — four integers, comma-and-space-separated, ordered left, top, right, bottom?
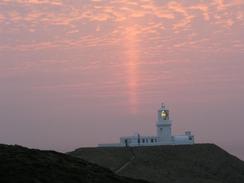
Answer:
98, 103, 194, 147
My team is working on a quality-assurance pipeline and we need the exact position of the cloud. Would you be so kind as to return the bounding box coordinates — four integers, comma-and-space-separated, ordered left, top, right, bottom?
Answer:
1, 0, 63, 6
0, 0, 243, 55
189, 4, 210, 21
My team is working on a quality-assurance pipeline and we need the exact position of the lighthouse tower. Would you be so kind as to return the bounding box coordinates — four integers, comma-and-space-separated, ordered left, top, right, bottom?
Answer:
156, 103, 172, 143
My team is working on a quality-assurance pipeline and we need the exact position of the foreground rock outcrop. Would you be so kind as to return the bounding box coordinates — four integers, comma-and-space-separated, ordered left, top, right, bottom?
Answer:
0, 144, 148, 183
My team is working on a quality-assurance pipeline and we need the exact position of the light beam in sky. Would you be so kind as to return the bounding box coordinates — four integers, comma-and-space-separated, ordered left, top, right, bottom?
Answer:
124, 26, 140, 113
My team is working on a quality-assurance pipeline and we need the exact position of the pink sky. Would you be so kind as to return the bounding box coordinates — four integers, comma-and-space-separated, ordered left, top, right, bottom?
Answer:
0, 0, 244, 159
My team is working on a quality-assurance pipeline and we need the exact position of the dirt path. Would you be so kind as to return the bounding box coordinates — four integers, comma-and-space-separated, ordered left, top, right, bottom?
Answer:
115, 155, 135, 173
115, 148, 135, 174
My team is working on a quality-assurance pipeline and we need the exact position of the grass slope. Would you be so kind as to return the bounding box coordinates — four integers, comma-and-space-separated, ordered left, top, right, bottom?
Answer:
70, 144, 244, 183
0, 144, 148, 183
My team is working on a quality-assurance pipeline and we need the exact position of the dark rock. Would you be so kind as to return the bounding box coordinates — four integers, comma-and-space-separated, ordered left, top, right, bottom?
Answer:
0, 144, 148, 183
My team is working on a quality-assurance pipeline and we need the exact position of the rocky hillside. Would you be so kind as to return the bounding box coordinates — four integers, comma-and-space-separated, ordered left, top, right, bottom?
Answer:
70, 144, 244, 183
0, 144, 148, 183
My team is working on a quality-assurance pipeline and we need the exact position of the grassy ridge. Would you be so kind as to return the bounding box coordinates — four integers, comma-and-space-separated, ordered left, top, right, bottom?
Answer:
70, 144, 244, 183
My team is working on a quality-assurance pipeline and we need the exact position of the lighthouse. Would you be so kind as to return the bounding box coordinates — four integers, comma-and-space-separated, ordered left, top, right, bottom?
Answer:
98, 103, 194, 147
156, 103, 172, 144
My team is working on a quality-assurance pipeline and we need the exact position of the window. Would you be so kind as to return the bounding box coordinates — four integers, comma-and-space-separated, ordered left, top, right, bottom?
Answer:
151, 139, 154, 143
146, 139, 148, 143
142, 139, 145, 143
189, 136, 193, 140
